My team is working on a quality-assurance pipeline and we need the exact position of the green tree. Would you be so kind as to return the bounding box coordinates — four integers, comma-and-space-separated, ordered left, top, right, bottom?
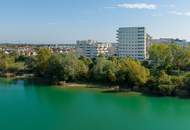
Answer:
158, 71, 172, 85
35, 48, 52, 76
183, 73, 190, 92
149, 44, 173, 72
146, 71, 175, 96
103, 61, 117, 83
116, 58, 129, 85
92, 56, 117, 83
92, 56, 107, 82
149, 44, 190, 74
62, 53, 88, 81
45, 54, 64, 83
126, 58, 150, 86
170, 44, 190, 70
0, 54, 15, 72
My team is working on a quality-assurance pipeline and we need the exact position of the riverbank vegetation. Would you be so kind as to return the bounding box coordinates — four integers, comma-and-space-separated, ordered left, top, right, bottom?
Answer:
1, 44, 190, 97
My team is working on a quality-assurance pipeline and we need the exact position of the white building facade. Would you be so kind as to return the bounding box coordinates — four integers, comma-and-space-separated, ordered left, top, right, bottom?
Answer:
57, 44, 76, 49
76, 40, 111, 58
117, 27, 151, 60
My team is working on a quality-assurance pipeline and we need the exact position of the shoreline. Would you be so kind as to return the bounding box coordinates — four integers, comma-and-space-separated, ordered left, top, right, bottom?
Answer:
0, 76, 190, 99
53, 82, 143, 97
0, 76, 142, 95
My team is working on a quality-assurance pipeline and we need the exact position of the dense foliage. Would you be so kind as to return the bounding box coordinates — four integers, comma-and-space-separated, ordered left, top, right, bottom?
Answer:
0, 51, 25, 76
1, 44, 190, 97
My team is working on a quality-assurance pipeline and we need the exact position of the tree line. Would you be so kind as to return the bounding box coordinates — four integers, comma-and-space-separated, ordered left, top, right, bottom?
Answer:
1, 44, 190, 97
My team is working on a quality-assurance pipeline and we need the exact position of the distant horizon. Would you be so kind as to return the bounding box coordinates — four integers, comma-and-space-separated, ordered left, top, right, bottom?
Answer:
0, 36, 189, 44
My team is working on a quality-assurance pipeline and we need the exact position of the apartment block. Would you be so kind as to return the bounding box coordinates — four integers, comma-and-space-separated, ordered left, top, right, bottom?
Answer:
76, 40, 111, 58
117, 27, 151, 60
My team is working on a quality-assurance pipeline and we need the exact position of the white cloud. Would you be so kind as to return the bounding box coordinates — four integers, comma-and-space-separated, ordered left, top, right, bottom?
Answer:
116, 3, 157, 10
169, 11, 190, 16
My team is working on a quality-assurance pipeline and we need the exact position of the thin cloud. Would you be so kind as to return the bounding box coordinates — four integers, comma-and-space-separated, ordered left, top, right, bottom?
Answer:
169, 11, 190, 16
116, 3, 157, 10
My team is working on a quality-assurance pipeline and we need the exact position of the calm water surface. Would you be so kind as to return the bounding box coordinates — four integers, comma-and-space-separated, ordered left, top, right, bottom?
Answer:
0, 78, 190, 130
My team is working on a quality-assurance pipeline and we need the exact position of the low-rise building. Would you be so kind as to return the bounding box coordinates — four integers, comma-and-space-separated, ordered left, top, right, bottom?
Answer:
57, 44, 76, 49
152, 38, 189, 47
76, 40, 112, 58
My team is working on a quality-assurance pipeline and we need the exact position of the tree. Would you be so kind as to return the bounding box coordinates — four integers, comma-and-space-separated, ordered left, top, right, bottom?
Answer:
158, 71, 172, 85
149, 44, 173, 72
0, 53, 15, 72
126, 58, 150, 86
92, 56, 107, 82
35, 48, 52, 76
116, 58, 129, 85
149, 44, 190, 74
183, 73, 190, 92
103, 60, 117, 83
45, 54, 64, 83
170, 44, 190, 70
62, 52, 88, 81
79, 56, 93, 67
92, 56, 117, 84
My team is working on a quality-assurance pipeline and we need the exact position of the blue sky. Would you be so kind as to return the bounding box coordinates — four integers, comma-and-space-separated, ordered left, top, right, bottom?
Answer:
0, 0, 190, 43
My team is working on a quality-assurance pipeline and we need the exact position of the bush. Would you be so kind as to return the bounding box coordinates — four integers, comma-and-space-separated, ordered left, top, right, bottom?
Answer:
145, 72, 176, 96
171, 76, 184, 88
125, 58, 150, 86
145, 76, 159, 90
183, 73, 190, 91
158, 85, 176, 96
158, 71, 172, 85
92, 56, 117, 84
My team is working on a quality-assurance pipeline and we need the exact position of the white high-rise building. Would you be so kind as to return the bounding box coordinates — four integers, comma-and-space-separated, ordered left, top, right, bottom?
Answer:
117, 27, 151, 60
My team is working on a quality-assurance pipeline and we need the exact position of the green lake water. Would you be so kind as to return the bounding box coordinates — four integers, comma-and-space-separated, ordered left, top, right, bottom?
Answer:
1, 79, 190, 130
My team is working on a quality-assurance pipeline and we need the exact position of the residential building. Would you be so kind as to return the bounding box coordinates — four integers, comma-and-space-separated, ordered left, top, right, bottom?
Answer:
152, 38, 174, 44
117, 27, 151, 60
175, 39, 189, 47
57, 44, 76, 49
146, 34, 152, 58
76, 40, 111, 58
152, 38, 189, 47
110, 43, 119, 56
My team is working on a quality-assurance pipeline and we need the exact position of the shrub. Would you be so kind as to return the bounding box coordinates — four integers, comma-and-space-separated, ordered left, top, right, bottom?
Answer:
183, 73, 190, 91
158, 85, 176, 96
171, 76, 184, 88
126, 58, 150, 86
158, 71, 172, 85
